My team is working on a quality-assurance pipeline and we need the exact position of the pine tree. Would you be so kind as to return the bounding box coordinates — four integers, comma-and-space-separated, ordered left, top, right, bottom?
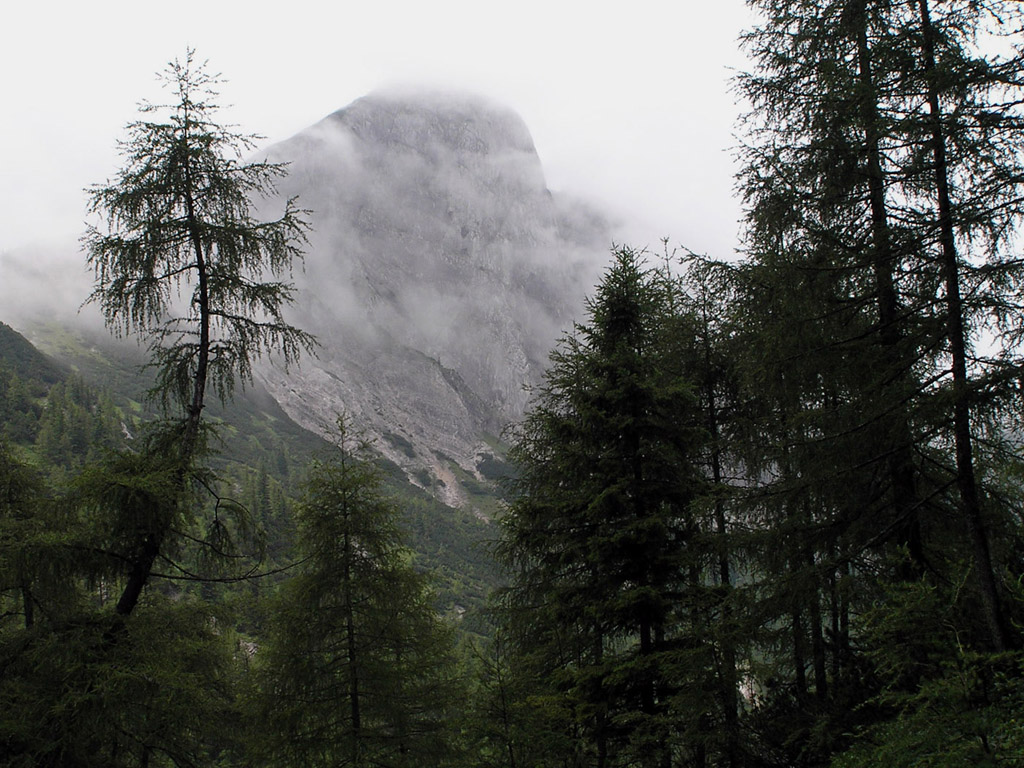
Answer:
256, 417, 460, 768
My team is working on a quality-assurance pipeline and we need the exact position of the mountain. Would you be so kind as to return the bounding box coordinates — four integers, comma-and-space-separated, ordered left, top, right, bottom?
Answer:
255, 88, 611, 508
0, 89, 612, 597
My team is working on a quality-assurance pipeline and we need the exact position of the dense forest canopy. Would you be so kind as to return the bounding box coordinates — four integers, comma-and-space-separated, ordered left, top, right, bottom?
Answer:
3, 2, 1024, 765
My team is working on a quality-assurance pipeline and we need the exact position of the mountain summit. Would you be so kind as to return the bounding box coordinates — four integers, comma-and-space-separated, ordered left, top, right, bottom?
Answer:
256, 89, 610, 507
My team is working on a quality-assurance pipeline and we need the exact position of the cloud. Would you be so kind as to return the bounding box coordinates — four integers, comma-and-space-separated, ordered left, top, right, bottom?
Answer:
0, 244, 102, 331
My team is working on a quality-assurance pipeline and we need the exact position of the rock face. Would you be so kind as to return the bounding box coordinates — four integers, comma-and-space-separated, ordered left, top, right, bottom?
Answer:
256, 89, 610, 506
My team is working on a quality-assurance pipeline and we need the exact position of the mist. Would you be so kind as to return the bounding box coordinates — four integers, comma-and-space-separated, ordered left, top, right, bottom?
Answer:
258, 87, 612, 409
1, 87, 617, 491
232, 87, 616, 486
0, 244, 102, 333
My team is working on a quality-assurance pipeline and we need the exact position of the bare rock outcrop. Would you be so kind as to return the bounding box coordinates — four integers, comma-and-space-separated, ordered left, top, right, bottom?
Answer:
256, 89, 610, 501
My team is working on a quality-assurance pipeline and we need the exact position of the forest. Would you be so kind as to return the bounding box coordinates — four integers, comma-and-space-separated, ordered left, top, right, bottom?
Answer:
3, 0, 1024, 766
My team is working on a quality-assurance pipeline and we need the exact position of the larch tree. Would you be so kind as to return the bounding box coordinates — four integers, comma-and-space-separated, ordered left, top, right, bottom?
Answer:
901, 0, 1024, 651
732, 0, 1024, 762
668, 251, 755, 768
0, 50, 315, 768
738, 0, 1024, 648
82, 49, 314, 617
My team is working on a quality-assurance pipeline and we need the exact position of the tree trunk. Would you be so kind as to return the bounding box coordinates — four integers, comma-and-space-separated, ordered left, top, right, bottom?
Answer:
114, 537, 162, 617
807, 552, 828, 702
853, 0, 924, 573
183, 167, 210, 461
792, 604, 808, 701
916, 0, 1010, 652
343, 512, 362, 763
113, 148, 211, 620
21, 583, 33, 629
594, 631, 608, 768
704, 349, 740, 768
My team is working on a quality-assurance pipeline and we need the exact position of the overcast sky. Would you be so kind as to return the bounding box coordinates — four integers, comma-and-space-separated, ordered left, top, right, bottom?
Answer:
1, 0, 754, 260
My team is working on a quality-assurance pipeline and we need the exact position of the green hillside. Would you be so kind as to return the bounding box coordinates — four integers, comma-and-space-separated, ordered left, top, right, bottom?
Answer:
1, 319, 499, 618
0, 321, 66, 385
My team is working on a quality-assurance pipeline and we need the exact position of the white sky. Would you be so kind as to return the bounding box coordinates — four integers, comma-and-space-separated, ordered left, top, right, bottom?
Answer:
0, 0, 753, 259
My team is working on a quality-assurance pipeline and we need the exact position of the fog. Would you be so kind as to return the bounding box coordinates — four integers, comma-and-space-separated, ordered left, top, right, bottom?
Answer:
0, 244, 98, 330
0, 1, 752, 258
0, 64, 738, 480
261, 89, 611, 404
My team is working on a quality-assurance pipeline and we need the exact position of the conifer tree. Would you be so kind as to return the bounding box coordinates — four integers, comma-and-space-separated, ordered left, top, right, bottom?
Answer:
0, 441, 48, 631
82, 49, 314, 616
256, 417, 460, 768
669, 251, 755, 767
905, 0, 1023, 651
0, 51, 314, 768
497, 247, 708, 767
733, 0, 1024, 761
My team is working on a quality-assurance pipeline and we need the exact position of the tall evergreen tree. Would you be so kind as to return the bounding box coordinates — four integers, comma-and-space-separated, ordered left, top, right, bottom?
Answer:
733, 0, 1024, 762
497, 247, 708, 768
255, 418, 460, 768
902, 0, 1024, 651
0, 441, 49, 631
0, 51, 314, 768
82, 49, 314, 616
668, 251, 756, 768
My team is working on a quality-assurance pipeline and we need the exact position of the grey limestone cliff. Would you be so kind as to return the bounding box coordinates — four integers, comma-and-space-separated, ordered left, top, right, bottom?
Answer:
255, 88, 610, 507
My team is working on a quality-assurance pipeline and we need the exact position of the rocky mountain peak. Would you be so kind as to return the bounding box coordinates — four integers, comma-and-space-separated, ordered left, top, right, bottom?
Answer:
255, 89, 610, 509
332, 88, 540, 159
